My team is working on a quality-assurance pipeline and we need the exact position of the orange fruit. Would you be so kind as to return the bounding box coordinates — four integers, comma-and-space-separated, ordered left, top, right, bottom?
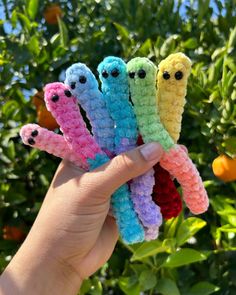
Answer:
32, 91, 44, 110
37, 104, 59, 130
43, 4, 62, 25
212, 154, 236, 182
3, 225, 26, 241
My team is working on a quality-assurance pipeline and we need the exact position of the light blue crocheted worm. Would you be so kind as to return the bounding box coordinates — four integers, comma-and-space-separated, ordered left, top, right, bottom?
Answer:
87, 153, 145, 244
65, 63, 115, 156
97, 56, 162, 240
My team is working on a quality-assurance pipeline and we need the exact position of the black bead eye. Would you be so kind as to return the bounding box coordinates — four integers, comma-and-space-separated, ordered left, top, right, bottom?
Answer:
111, 68, 119, 77
102, 70, 109, 78
79, 76, 86, 84
163, 71, 170, 80
31, 130, 38, 137
70, 82, 76, 89
64, 90, 72, 97
138, 69, 146, 79
51, 94, 59, 102
28, 138, 35, 145
129, 72, 135, 79
175, 71, 183, 80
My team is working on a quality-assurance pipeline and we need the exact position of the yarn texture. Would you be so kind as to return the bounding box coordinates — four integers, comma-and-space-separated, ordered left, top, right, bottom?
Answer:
98, 56, 162, 240
127, 57, 209, 215
157, 53, 192, 142
137, 135, 182, 219
43, 82, 145, 244
65, 63, 115, 155
20, 123, 88, 170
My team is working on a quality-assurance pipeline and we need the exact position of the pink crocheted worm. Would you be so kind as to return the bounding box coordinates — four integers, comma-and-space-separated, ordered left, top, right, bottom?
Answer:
160, 145, 209, 214
44, 82, 101, 161
20, 123, 88, 170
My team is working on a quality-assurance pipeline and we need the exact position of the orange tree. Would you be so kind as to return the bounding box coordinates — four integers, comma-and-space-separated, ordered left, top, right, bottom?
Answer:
0, 0, 236, 294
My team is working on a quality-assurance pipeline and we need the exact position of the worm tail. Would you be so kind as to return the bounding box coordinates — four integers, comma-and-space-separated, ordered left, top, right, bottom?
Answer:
130, 168, 162, 240
160, 145, 209, 214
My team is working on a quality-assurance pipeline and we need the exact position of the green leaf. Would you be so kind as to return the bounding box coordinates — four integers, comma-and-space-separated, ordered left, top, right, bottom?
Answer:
131, 240, 169, 261
223, 137, 236, 154
6, 141, 16, 161
139, 270, 157, 291
183, 38, 198, 49
138, 39, 152, 56
58, 18, 69, 47
189, 281, 220, 295
156, 278, 180, 295
27, 35, 40, 56
113, 22, 129, 40
176, 217, 207, 246
118, 276, 140, 295
163, 249, 207, 268
228, 25, 236, 49
17, 12, 31, 31
27, 0, 39, 20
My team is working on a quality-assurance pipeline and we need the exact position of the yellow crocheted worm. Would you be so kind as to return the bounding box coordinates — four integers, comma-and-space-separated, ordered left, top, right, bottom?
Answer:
157, 52, 192, 143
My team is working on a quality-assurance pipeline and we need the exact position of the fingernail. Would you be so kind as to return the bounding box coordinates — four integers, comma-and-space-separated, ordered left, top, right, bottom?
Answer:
140, 142, 163, 162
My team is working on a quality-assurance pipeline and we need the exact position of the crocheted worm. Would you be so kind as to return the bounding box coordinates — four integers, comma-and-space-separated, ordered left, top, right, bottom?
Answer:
160, 145, 209, 214
20, 124, 88, 170
137, 135, 182, 219
127, 57, 209, 214
98, 56, 162, 240
65, 63, 115, 156
43, 82, 145, 244
157, 53, 192, 143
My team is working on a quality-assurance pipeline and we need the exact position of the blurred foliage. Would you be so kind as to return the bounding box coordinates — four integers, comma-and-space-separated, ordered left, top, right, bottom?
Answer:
1, 0, 236, 294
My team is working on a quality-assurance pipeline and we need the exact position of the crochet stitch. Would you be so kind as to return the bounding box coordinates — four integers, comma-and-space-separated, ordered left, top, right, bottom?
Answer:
157, 53, 192, 143
20, 123, 88, 170
97, 56, 162, 240
65, 63, 115, 156
43, 82, 145, 244
127, 57, 209, 215
137, 135, 182, 219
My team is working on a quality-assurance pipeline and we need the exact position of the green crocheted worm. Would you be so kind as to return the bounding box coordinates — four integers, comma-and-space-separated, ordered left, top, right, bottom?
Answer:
127, 57, 174, 151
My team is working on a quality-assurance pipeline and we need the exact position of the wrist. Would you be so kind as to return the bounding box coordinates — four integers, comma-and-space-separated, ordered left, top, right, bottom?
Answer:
0, 236, 82, 295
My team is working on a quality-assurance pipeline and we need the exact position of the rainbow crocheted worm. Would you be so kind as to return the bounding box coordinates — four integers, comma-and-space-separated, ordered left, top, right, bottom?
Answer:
97, 56, 162, 240
43, 82, 145, 244
65, 63, 115, 156
20, 123, 88, 170
127, 57, 209, 215
157, 52, 192, 143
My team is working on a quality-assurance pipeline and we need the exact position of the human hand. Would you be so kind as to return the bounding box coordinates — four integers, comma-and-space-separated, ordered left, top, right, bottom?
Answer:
0, 142, 163, 295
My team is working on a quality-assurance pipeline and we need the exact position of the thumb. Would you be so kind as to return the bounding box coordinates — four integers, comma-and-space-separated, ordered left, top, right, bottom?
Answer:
82, 142, 163, 197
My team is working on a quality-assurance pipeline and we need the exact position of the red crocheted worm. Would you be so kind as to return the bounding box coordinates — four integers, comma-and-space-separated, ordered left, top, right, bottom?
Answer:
137, 135, 182, 219
152, 163, 182, 219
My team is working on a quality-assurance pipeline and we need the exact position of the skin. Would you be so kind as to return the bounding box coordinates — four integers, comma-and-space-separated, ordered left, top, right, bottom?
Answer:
157, 53, 192, 142
0, 143, 164, 295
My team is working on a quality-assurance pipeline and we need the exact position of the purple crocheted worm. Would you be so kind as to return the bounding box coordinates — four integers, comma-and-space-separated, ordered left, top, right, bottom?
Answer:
43, 82, 145, 244
20, 123, 88, 170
